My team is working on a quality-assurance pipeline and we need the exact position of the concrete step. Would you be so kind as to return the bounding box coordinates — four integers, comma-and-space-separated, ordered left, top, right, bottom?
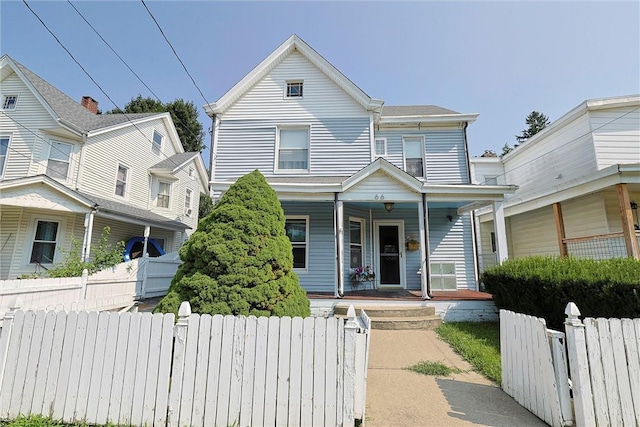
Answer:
333, 304, 435, 318
370, 315, 442, 330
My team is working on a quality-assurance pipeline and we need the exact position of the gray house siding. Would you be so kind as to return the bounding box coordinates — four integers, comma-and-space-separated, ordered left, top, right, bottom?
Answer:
374, 128, 469, 184
215, 117, 371, 180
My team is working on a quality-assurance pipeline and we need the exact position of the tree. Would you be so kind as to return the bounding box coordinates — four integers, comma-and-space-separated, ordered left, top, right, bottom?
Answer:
500, 142, 513, 157
154, 170, 311, 318
198, 193, 213, 219
108, 95, 205, 152
516, 111, 550, 143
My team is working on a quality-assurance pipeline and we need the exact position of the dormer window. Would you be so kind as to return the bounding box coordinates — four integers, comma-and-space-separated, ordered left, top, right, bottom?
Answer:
2, 95, 17, 110
286, 81, 303, 98
152, 130, 163, 155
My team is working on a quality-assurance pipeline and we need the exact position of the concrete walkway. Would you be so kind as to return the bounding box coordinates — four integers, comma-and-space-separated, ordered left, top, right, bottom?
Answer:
365, 330, 547, 426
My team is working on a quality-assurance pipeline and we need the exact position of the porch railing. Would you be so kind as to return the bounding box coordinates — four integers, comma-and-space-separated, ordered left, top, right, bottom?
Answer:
564, 232, 637, 260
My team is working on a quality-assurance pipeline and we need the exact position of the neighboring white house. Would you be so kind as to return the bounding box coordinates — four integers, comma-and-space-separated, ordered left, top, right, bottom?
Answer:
0, 54, 208, 279
204, 34, 516, 298
471, 95, 640, 267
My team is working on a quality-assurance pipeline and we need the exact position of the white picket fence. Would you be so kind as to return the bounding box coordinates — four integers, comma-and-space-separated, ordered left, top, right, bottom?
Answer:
0, 301, 371, 426
501, 304, 640, 427
0, 253, 181, 324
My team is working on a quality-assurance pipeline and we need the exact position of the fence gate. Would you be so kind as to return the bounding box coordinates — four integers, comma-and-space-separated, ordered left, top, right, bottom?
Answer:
0, 301, 371, 427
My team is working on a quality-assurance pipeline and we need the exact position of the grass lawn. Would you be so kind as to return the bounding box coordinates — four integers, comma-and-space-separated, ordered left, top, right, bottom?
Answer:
436, 321, 501, 384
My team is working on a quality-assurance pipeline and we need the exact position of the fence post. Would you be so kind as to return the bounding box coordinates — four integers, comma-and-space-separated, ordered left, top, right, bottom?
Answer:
0, 298, 22, 392
564, 302, 595, 427
343, 305, 359, 425
547, 329, 574, 426
167, 301, 191, 427
81, 269, 89, 299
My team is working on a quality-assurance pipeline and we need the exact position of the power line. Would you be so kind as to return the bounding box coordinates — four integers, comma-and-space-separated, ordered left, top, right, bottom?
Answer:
22, 0, 184, 169
140, 0, 212, 107
66, 0, 205, 152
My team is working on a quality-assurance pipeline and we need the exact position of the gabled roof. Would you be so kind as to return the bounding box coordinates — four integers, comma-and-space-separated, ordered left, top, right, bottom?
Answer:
1, 55, 163, 134
0, 175, 97, 208
342, 158, 424, 193
151, 152, 201, 172
204, 34, 384, 115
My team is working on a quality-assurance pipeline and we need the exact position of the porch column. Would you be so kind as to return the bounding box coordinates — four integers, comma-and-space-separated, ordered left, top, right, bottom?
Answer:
82, 211, 95, 262
419, 195, 431, 299
492, 200, 509, 264
335, 194, 344, 297
617, 183, 640, 259
142, 226, 150, 258
553, 202, 568, 258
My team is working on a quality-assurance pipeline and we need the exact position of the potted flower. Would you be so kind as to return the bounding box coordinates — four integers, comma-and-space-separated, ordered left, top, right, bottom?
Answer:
350, 265, 375, 283
406, 235, 419, 251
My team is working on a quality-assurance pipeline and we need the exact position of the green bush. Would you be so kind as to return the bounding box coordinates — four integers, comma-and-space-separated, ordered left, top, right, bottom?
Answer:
482, 256, 640, 329
155, 170, 310, 318
48, 227, 125, 278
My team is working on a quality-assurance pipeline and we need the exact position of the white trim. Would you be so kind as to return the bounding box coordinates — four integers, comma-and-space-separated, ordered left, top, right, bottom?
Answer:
46, 139, 74, 181
285, 215, 310, 273
274, 124, 311, 174
0, 134, 12, 178
374, 137, 387, 157
402, 135, 425, 178
2, 94, 18, 110
114, 162, 131, 200
348, 217, 366, 270
152, 129, 163, 155
373, 219, 406, 289
184, 188, 193, 217
378, 113, 479, 125
23, 215, 67, 267
155, 180, 173, 210
284, 80, 304, 99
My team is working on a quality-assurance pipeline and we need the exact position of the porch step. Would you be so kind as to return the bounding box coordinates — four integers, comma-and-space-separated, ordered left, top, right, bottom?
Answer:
333, 304, 441, 330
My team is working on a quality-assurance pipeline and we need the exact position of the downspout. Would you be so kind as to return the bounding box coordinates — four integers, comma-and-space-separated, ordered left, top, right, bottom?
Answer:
75, 133, 88, 189
422, 193, 432, 298
209, 114, 220, 199
335, 192, 344, 297
82, 210, 95, 262
462, 122, 472, 184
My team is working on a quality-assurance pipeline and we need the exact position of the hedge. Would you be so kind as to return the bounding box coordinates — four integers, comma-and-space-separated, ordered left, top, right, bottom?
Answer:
482, 256, 640, 330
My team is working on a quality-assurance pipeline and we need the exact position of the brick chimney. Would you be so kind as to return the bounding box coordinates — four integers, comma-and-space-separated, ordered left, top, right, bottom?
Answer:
80, 96, 99, 114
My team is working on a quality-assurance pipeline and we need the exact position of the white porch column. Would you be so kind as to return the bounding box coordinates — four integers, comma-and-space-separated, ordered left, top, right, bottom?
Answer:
418, 195, 431, 299
142, 225, 150, 258
335, 195, 344, 297
82, 211, 95, 262
492, 200, 509, 264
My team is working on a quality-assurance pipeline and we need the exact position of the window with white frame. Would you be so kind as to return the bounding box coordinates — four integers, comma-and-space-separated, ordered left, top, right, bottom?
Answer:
188, 167, 194, 179
46, 140, 72, 180
0, 136, 10, 177
3, 95, 17, 110
184, 188, 193, 216
152, 130, 162, 154
403, 136, 424, 178
30, 220, 59, 264
374, 138, 387, 157
156, 181, 171, 208
349, 218, 365, 269
286, 81, 303, 98
484, 175, 498, 185
430, 262, 457, 290
285, 216, 308, 269
278, 127, 309, 171
115, 164, 129, 197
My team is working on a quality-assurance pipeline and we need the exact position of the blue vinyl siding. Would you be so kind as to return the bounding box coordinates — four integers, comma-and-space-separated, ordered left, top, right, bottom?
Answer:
374, 128, 469, 184
282, 201, 335, 293
216, 117, 371, 180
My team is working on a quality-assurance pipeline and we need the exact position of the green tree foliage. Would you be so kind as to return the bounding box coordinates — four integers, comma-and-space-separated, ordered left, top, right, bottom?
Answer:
108, 95, 205, 152
500, 142, 513, 157
48, 227, 125, 278
154, 170, 311, 318
515, 111, 550, 143
198, 193, 214, 219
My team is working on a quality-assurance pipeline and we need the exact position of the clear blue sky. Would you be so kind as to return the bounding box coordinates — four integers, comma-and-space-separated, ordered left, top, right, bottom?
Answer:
2, 1, 639, 162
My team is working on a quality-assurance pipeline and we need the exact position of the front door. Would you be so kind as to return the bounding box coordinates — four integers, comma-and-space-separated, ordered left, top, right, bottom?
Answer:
374, 220, 406, 288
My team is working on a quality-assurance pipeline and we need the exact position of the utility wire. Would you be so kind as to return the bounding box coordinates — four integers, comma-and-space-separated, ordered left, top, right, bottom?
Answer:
66, 0, 206, 152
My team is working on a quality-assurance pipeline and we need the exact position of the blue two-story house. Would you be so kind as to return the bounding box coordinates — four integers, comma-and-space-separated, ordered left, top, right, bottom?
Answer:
205, 35, 515, 299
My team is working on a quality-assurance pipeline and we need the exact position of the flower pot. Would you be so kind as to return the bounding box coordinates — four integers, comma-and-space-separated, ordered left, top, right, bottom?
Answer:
407, 241, 419, 251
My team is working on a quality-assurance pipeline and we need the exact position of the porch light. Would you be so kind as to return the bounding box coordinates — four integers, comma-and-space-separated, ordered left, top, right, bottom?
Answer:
384, 202, 395, 213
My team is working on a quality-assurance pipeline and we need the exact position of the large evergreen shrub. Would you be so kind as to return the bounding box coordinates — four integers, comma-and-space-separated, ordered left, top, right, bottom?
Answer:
482, 256, 640, 329
154, 170, 310, 318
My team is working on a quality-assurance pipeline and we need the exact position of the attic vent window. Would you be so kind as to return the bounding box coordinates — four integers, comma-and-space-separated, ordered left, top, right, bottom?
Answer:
2, 95, 17, 110
286, 81, 303, 98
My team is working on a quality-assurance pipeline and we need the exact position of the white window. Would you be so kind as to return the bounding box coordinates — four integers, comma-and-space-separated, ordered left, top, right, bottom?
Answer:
185, 188, 193, 216
403, 136, 424, 178
374, 138, 387, 157
47, 140, 72, 180
285, 216, 309, 270
0, 136, 10, 177
30, 220, 59, 264
430, 262, 457, 290
115, 164, 129, 197
349, 218, 366, 269
152, 130, 162, 154
286, 81, 303, 98
188, 167, 194, 179
157, 181, 171, 208
2, 95, 17, 110
277, 127, 309, 172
